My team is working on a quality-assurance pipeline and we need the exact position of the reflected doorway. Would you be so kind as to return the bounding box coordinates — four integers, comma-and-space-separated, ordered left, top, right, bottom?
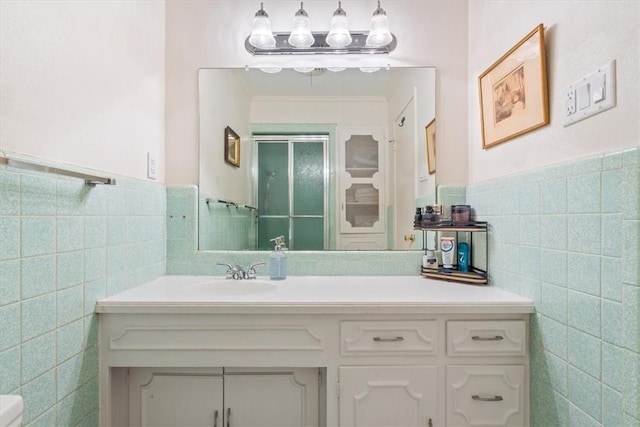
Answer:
255, 135, 329, 250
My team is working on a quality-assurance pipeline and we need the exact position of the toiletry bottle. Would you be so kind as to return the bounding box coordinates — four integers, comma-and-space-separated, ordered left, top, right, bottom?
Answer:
457, 242, 469, 272
441, 236, 455, 270
269, 235, 287, 280
424, 249, 438, 270
414, 207, 422, 228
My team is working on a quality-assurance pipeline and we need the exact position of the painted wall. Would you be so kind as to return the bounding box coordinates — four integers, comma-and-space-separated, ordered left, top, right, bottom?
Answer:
467, 1, 640, 183
198, 70, 252, 202
165, 0, 469, 187
0, 0, 166, 182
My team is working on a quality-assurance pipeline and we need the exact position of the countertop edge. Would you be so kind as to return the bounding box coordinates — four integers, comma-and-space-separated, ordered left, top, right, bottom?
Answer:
95, 302, 535, 315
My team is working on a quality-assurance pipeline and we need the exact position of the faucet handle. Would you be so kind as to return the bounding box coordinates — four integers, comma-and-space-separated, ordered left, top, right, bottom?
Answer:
247, 262, 266, 279
216, 263, 234, 279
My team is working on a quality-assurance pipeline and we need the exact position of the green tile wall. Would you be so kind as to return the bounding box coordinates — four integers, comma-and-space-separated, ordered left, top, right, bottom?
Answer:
167, 185, 423, 276
0, 161, 166, 426
198, 193, 257, 250
466, 147, 640, 427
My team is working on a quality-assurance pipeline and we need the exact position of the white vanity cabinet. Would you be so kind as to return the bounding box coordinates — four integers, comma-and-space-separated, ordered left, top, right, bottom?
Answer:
128, 367, 319, 427
337, 127, 387, 249
445, 320, 527, 427
97, 276, 534, 427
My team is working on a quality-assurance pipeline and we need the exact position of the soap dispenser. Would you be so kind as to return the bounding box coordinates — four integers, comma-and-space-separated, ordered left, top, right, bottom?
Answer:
269, 235, 287, 280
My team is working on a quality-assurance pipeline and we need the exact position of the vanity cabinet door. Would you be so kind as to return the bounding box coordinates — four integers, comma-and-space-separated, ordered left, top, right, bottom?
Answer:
339, 366, 437, 427
130, 368, 224, 427
224, 369, 319, 427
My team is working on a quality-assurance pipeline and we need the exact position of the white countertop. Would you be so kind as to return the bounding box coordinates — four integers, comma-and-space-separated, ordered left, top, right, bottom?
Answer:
95, 275, 535, 315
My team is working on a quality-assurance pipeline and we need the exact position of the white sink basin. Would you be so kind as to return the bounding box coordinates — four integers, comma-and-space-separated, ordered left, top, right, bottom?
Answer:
187, 280, 277, 296
0, 395, 23, 427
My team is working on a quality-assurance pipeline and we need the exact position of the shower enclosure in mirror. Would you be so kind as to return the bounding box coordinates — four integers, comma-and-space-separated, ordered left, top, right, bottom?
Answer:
255, 135, 328, 250
198, 67, 436, 251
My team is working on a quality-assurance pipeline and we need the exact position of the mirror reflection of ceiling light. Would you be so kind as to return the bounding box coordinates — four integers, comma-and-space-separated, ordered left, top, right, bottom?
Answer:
259, 67, 282, 73
359, 67, 381, 73
245, 1, 396, 55
327, 67, 346, 72
293, 66, 317, 74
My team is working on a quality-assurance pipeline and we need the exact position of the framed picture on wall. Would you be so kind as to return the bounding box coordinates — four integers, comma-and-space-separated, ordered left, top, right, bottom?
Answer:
479, 24, 549, 149
425, 119, 436, 174
224, 126, 240, 167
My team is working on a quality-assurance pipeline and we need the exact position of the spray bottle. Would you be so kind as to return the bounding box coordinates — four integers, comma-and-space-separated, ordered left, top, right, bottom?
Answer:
269, 235, 287, 280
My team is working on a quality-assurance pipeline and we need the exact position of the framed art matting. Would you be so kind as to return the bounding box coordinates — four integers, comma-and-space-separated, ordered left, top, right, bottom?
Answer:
479, 24, 549, 149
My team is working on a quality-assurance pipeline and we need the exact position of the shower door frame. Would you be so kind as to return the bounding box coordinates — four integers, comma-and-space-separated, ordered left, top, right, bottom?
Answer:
253, 135, 330, 250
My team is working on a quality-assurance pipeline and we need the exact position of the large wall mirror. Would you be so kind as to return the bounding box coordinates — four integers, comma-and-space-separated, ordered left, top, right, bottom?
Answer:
198, 67, 436, 251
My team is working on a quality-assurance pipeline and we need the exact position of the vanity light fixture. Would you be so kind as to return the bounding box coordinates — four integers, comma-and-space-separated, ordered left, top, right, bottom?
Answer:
326, 2, 352, 48
244, 1, 397, 55
248, 3, 276, 49
288, 2, 314, 48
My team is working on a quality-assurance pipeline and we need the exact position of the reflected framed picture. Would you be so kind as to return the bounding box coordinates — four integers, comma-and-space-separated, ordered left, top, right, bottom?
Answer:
479, 24, 549, 149
224, 126, 240, 167
425, 118, 436, 174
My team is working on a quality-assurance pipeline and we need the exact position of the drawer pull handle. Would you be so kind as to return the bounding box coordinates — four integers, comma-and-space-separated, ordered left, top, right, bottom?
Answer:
214, 410, 218, 427
227, 408, 231, 427
471, 335, 504, 341
373, 336, 404, 342
472, 395, 504, 402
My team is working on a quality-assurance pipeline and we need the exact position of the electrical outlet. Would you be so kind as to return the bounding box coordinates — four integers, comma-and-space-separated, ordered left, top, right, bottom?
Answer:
566, 89, 576, 115
563, 60, 616, 127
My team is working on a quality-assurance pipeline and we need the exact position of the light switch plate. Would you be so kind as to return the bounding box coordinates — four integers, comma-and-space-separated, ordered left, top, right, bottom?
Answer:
563, 60, 616, 127
147, 152, 158, 180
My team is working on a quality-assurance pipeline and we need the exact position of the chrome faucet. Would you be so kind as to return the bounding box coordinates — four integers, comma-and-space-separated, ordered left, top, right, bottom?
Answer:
217, 262, 265, 280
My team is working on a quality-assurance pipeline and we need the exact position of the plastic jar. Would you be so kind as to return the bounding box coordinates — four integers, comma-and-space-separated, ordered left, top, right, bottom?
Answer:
451, 205, 471, 224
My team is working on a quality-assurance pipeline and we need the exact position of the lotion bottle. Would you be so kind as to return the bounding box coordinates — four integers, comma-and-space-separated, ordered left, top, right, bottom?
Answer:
269, 235, 287, 280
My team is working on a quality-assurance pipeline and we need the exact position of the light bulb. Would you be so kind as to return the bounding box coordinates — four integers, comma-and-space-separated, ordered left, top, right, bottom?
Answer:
327, 67, 346, 72
360, 67, 380, 73
366, 1, 392, 47
249, 3, 276, 49
288, 2, 315, 48
326, 1, 352, 48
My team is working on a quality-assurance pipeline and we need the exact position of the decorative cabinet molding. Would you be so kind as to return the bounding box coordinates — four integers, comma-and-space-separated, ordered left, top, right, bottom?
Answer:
339, 366, 438, 427
99, 313, 529, 427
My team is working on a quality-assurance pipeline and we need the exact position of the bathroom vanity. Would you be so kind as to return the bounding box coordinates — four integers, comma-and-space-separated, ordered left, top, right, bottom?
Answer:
96, 276, 534, 427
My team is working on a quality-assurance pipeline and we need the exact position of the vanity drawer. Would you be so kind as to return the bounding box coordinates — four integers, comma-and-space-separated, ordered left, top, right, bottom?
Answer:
447, 320, 526, 356
446, 365, 525, 426
340, 320, 438, 356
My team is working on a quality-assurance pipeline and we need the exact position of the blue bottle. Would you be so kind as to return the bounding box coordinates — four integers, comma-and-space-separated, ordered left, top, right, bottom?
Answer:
457, 242, 469, 272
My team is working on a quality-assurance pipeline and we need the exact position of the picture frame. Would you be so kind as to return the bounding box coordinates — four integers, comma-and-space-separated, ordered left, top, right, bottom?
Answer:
425, 118, 436, 174
224, 126, 240, 167
479, 24, 549, 149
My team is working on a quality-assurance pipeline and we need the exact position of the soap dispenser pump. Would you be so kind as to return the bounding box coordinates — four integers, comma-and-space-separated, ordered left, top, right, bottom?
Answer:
269, 235, 287, 280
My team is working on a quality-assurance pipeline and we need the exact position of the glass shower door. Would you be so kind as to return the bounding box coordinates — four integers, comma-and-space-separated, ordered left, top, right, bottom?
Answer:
256, 136, 328, 250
